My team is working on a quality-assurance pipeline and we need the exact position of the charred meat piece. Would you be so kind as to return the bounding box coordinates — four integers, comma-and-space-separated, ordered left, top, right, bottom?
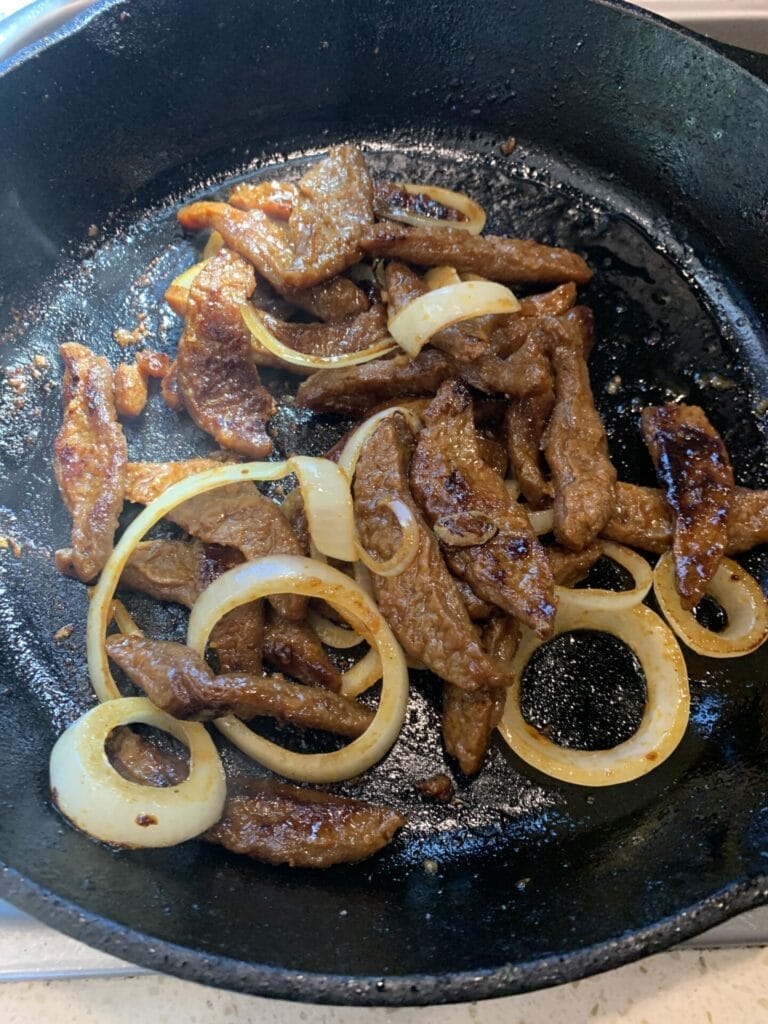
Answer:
547, 542, 603, 586
258, 303, 391, 360
360, 222, 592, 285
642, 404, 734, 607
177, 250, 275, 457
114, 361, 148, 418
353, 414, 511, 690
263, 612, 343, 692
121, 539, 263, 675
385, 262, 488, 361
374, 181, 465, 224
518, 282, 578, 317
285, 144, 374, 288
411, 381, 556, 636
107, 729, 403, 867
53, 343, 127, 582
205, 776, 404, 868
545, 324, 616, 550
414, 773, 456, 802
442, 615, 518, 775
105, 636, 373, 738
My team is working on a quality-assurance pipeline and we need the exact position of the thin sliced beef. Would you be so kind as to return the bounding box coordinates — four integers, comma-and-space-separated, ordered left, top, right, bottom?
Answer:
476, 433, 509, 478
259, 303, 390, 360
443, 615, 518, 775
124, 455, 236, 504
114, 361, 148, 418
107, 729, 403, 867
353, 414, 511, 690
504, 328, 556, 508
547, 542, 603, 586
53, 343, 127, 582
228, 179, 297, 218
263, 612, 343, 692
177, 250, 275, 457
374, 181, 466, 224
360, 222, 592, 285
105, 636, 372, 738
411, 381, 556, 636
455, 580, 495, 620
518, 282, 578, 317
285, 276, 370, 323
544, 324, 616, 550
642, 404, 734, 607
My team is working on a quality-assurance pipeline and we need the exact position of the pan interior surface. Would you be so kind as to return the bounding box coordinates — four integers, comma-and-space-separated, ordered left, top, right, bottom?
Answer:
1, 119, 768, 1004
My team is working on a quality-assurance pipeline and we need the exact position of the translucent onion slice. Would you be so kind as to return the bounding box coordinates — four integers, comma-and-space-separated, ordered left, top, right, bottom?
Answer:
202, 229, 225, 259
110, 600, 143, 637
307, 610, 364, 649
382, 183, 486, 235
526, 506, 554, 536
498, 603, 689, 787
653, 551, 768, 658
291, 455, 356, 562
337, 405, 423, 483
424, 265, 461, 290
87, 457, 353, 702
341, 647, 383, 699
50, 697, 226, 848
240, 303, 397, 369
557, 541, 653, 613
187, 556, 409, 783
355, 499, 420, 577
388, 281, 520, 357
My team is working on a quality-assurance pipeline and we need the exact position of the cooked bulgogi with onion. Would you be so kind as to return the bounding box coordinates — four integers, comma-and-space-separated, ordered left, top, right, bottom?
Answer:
49, 144, 768, 867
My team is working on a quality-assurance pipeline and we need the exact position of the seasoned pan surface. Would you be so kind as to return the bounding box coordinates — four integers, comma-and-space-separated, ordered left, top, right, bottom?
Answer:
1, 0, 768, 1005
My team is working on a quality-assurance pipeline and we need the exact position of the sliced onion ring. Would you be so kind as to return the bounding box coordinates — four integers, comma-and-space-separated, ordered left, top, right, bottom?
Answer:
50, 697, 226, 848
525, 505, 554, 536
356, 498, 420, 577
110, 600, 143, 637
425, 265, 461, 290
557, 541, 653, 613
202, 229, 225, 259
241, 303, 397, 369
388, 280, 520, 357
653, 551, 768, 658
187, 556, 409, 783
337, 405, 423, 482
307, 610, 364, 649
382, 183, 486, 235
498, 603, 689, 787
291, 455, 356, 562
87, 457, 353, 702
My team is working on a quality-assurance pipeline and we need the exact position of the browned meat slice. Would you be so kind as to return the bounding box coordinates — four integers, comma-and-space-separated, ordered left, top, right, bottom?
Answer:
285, 144, 374, 288
114, 361, 148, 418
105, 636, 373, 738
53, 343, 127, 582
642, 404, 734, 607
135, 349, 172, 380
374, 181, 466, 224
120, 539, 263, 676
360, 222, 592, 285
205, 776, 404, 867
177, 250, 275, 457
518, 282, 578, 317
547, 542, 603, 586
107, 729, 403, 867
489, 305, 594, 361
124, 456, 236, 504
476, 433, 509, 478
454, 580, 495, 620
414, 773, 455, 802
411, 381, 556, 636
285, 276, 370, 323
545, 325, 616, 550
160, 358, 183, 410
353, 414, 511, 690
385, 262, 488, 361
228, 179, 297, 218
504, 329, 556, 508
263, 613, 343, 692
259, 303, 390, 360
280, 489, 311, 554
442, 615, 518, 775
728, 489, 768, 553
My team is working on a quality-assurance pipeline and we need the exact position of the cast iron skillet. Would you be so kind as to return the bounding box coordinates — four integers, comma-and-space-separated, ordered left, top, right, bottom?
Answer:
1, 0, 768, 1006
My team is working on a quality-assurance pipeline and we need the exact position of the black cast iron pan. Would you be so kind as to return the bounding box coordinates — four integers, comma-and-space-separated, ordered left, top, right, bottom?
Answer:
1, 0, 768, 1006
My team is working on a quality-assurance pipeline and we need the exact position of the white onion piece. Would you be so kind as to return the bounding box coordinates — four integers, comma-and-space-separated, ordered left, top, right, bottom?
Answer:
202, 229, 225, 259
50, 697, 226, 848
557, 541, 653, 613
341, 647, 384, 698
110, 600, 143, 637
526, 505, 554, 536
424, 265, 461, 290
307, 610, 364, 649
291, 455, 356, 562
498, 603, 689, 787
187, 556, 408, 782
87, 457, 349, 702
382, 183, 486, 235
355, 498, 420, 577
388, 281, 520, 357
337, 405, 423, 483
240, 303, 396, 369
653, 551, 768, 658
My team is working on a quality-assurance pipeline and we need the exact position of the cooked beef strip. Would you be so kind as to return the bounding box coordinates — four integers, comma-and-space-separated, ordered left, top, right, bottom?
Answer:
228, 179, 297, 218
177, 250, 275, 458
518, 282, 578, 317
353, 414, 512, 690
124, 455, 236, 503
114, 361, 148, 418
411, 381, 556, 636
107, 729, 403, 867
642, 404, 735, 607
284, 276, 370, 323
374, 181, 466, 224
205, 776, 405, 868
476, 432, 509, 478
263, 612, 343, 693
547, 542, 603, 586
385, 262, 489, 361
259, 303, 391, 360
454, 579, 495, 620
53, 343, 127, 582
442, 614, 518, 775
160, 358, 183, 410
504, 326, 556, 508
105, 636, 372, 738
360, 222, 593, 285
544, 323, 617, 550
279, 488, 311, 554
